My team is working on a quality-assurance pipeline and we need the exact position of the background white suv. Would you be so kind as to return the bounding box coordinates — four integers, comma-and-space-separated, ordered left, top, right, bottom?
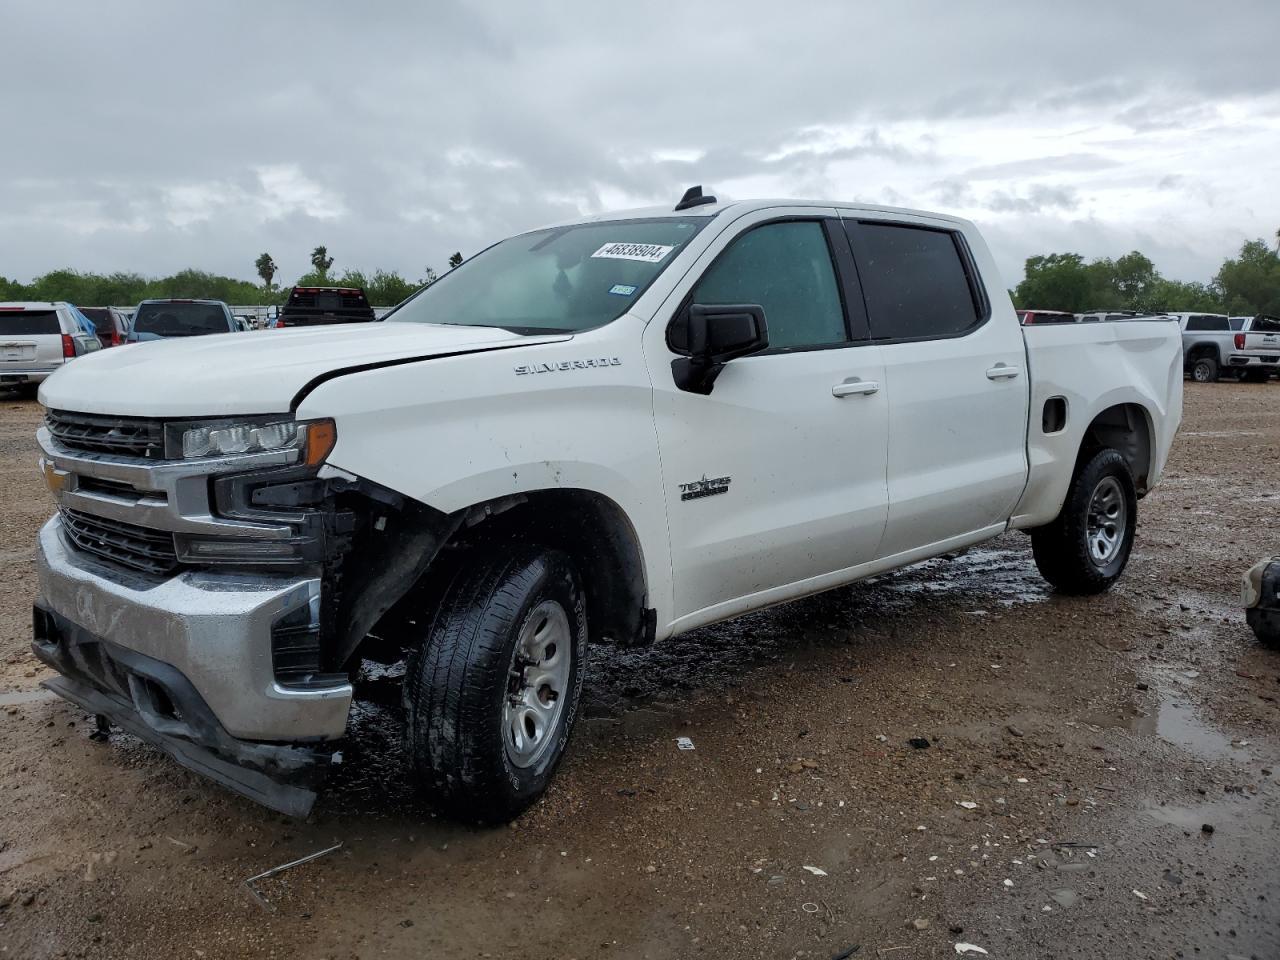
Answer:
0, 302, 102, 390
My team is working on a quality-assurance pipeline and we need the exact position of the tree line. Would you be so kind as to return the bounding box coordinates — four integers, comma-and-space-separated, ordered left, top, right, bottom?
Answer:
0, 244, 466, 308
1012, 232, 1280, 316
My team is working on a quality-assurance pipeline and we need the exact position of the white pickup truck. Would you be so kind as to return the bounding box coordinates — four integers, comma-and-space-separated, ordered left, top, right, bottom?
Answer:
1229, 314, 1280, 380
32, 192, 1183, 821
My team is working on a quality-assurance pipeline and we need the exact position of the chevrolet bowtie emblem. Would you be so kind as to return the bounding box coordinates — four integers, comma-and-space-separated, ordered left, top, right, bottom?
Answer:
41, 458, 70, 494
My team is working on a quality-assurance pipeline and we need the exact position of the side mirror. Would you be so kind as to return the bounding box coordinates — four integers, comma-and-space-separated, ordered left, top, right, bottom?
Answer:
671, 303, 769, 394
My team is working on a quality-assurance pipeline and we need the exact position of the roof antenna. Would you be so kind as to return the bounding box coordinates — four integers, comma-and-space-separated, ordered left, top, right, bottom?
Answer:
674, 185, 717, 211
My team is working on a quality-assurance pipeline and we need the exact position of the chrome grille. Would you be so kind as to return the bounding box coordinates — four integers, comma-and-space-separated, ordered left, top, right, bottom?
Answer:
59, 509, 178, 576
46, 410, 165, 459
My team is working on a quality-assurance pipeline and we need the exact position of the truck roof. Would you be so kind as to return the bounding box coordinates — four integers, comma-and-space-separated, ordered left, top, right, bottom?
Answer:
538, 198, 970, 232
136, 298, 227, 305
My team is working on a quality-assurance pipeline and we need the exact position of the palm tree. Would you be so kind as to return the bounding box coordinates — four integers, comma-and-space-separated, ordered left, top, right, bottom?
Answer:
254, 253, 277, 291
310, 246, 334, 279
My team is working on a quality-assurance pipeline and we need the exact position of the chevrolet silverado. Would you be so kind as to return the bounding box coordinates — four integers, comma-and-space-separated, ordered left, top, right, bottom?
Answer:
32, 191, 1183, 821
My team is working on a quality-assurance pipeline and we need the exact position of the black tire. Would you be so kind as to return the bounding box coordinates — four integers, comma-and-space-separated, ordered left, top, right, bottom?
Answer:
1190, 356, 1218, 383
403, 547, 586, 824
1031, 449, 1137, 594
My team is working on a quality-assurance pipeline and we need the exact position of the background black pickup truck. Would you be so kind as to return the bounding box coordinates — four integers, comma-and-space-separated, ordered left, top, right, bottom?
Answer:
276, 286, 376, 327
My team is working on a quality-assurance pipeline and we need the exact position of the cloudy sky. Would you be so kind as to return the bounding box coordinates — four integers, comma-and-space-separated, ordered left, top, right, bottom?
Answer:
3, 1, 1278, 290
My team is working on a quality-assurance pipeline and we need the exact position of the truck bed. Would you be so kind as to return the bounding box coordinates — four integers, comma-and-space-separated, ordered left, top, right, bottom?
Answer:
1012, 318, 1183, 529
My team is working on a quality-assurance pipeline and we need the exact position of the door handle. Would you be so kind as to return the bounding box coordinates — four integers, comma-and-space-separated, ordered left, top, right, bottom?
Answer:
832, 377, 880, 398
986, 364, 1021, 380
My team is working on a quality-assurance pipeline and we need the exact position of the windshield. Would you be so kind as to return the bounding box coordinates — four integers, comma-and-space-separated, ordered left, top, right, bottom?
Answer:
132, 302, 229, 337
386, 218, 707, 333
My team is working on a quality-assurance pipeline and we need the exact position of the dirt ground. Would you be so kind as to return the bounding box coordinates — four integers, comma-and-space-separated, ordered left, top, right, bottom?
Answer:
1, 382, 1277, 960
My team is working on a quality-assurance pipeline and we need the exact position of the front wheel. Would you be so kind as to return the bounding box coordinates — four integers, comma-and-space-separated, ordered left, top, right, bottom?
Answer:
1031, 449, 1137, 594
403, 547, 587, 824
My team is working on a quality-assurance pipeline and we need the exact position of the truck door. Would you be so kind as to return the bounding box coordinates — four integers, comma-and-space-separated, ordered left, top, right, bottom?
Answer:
644, 209, 889, 630
843, 217, 1029, 558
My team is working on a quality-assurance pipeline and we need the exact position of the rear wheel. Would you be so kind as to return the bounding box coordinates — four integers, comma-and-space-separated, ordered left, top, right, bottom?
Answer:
403, 547, 586, 824
1190, 356, 1218, 383
1032, 449, 1137, 594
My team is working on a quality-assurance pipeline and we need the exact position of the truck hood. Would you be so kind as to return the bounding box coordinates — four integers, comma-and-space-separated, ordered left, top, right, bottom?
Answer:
39, 322, 572, 417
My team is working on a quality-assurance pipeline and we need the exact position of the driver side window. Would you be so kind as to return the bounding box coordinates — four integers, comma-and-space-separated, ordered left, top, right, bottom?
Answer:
692, 221, 847, 351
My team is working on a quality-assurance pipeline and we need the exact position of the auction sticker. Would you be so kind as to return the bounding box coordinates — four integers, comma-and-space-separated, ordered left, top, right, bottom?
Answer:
591, 242, 674, 263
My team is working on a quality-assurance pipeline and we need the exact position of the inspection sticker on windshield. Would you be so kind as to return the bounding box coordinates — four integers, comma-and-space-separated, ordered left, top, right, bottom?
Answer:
591, 242, 674, 263
608, 284, 637, 296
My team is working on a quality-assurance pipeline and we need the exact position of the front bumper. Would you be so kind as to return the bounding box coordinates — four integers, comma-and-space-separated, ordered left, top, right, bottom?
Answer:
33, 517, 353, 814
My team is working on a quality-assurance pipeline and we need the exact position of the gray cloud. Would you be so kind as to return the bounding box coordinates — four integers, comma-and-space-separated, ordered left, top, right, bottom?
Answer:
1, 0, 1278, 287
985, 185, 1081, 214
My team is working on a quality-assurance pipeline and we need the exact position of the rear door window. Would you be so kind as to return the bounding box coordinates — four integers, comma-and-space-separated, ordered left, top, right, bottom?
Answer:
0, 310, 61, 335
846, 222, 982, 340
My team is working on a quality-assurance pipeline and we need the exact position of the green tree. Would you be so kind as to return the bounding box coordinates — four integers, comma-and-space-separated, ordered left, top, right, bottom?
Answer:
1215, 239, 1280, 316
310, 245, 334, 279
448, 251, 464, 269
255, 253, 277, 291
364, 269, 419, 306
421, 266, 439, 287
1112, 251, 1158, 309
1013, 253, 1093, 312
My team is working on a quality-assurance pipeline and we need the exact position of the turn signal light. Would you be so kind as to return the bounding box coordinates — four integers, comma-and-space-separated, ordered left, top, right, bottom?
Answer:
303, 420, 337, 467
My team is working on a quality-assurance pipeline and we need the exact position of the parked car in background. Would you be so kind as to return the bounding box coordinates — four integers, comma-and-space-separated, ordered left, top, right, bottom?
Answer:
1226, 315, 1280, 382
1017, 309, 1076, 324
127, 299, 238, 342
0, 302, 102, 389
1174, 312, 1235, 382
77, 307, 130, 348
276, 286, 376, 327
33, 196, 1182, 821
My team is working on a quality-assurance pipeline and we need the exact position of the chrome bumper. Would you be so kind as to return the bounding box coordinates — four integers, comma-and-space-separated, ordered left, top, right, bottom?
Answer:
34, 517, 352, 741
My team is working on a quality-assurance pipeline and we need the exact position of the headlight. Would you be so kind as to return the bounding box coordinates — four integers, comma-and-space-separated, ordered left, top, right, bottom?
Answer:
178, 418, 336, 465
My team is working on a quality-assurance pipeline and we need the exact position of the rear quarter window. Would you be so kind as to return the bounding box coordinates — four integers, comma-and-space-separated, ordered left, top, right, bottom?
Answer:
1186, 315, 1229, 331
0, 310, 61, 335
